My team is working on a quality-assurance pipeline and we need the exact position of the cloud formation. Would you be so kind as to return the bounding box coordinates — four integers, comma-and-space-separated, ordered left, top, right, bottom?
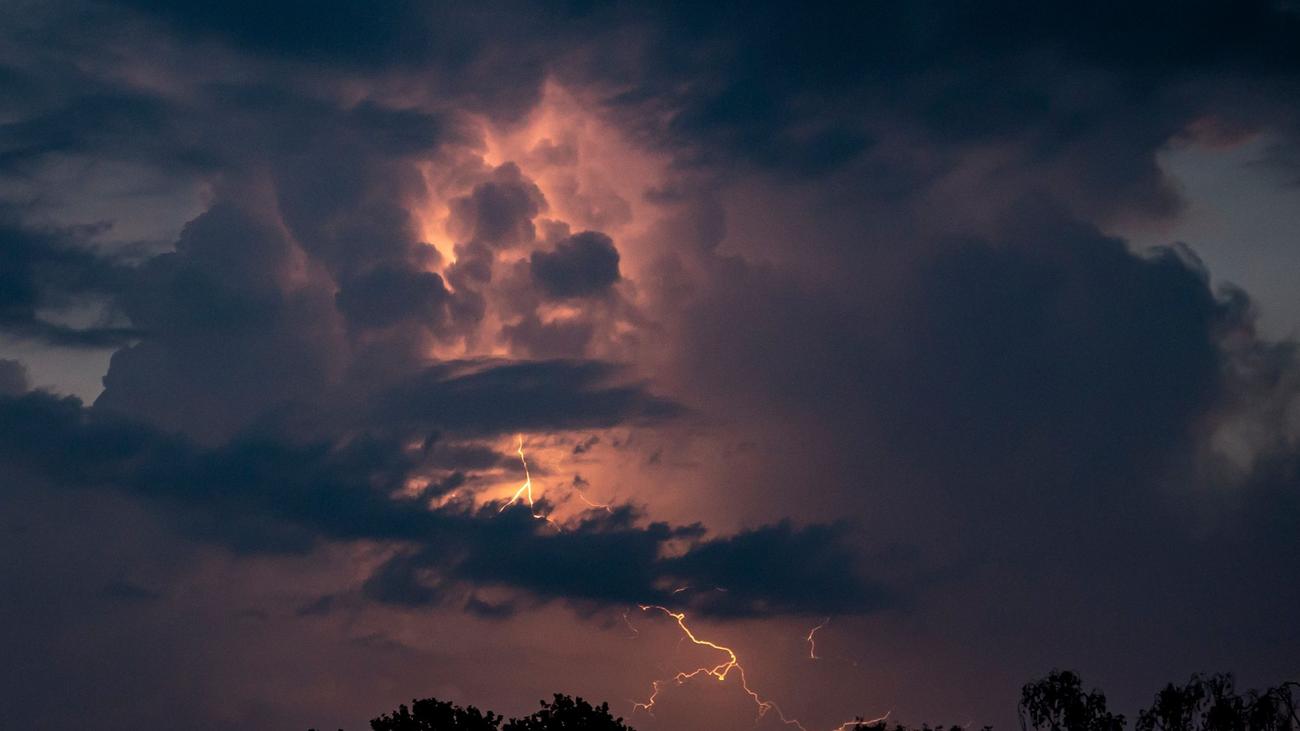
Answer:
4, 1, 1300, 730
0, 386, 883, 617
530, 232, 622, 299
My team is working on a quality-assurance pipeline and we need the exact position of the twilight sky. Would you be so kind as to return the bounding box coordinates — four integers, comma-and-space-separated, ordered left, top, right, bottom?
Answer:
3, 3, 1300, 730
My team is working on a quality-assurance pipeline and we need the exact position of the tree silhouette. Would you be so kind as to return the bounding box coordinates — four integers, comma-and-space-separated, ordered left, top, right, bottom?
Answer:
860, 723, 993, 731
357, 695, 630, 731
369, 697, 503, 731
1136, 675, 1298, 731
1020, 670, 1125, 731
1253, 682, 1299, 731
1136, 674, 1210, 731
501, 694, 634, 731
331, 672, 1298, 731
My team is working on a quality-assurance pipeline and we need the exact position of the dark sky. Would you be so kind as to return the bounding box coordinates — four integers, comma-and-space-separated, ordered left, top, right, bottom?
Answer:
2, 2, 1300, 730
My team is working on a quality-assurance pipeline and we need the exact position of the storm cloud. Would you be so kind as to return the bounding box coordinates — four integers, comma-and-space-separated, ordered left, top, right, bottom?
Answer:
0, 386, 883, 616
530, 231, 622, 299
4, 2, 1300, 730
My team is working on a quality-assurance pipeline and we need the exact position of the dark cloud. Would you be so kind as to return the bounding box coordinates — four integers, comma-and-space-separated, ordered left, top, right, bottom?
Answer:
657, 189, 1300, 642
672, 200, 1277, 529
661, 521, 889, 617
112, 1, 568, 119
114, 0, 434, 66
875, 209, 1227, 494
0, 359, 29, 395
530, 231, 622, 299
335, 266, 451, 331
372, 360, 682, 434
500, 314, 598, 359
95, 201, 345, 441
9, 0, 1300, 220
559, 1, 1300, 225
0, 87, 180, 172
0, 389, 885, 618
0, 212, 138, 348
370, 508, 686, 609
360, 507, 892, 619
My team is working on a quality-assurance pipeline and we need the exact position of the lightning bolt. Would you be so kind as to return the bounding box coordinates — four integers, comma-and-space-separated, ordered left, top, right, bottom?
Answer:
622, 608, 640, 639
830, 711, 892, 731
576, 491, 614, 513
500, 434, 536, 512
633, 605, 824, 730
489, 435, 886, 729
631, 606, 886, 731
806, 617, 830, 660
498, 434, 561, 530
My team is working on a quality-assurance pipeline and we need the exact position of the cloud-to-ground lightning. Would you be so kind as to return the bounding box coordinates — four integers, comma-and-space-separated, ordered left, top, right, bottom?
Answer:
631, 605, 799, 727
492, 436, 883, 729
806, 617, 830, 660
631, 605, 885, 731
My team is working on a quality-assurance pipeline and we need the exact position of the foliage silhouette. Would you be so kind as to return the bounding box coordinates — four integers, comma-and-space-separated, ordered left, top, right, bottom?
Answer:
347, 694, 630, 731
1135, 674, 1298, 731
863, 717, 993, 723
322, 673, 1298, 731
502, 694, 634, 731
369, 697, 503, 731
1020, 670, 1126, 731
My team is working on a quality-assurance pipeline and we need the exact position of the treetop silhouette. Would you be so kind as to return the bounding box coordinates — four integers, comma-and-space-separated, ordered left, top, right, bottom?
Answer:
360, 693, 631, 731
370, 697, 503, 731
1019, 669, 1126, 731
316, 672, 1296, 731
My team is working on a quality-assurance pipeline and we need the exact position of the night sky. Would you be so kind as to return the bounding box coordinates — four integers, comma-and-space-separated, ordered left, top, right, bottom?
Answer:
3, 2, 1300, 730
